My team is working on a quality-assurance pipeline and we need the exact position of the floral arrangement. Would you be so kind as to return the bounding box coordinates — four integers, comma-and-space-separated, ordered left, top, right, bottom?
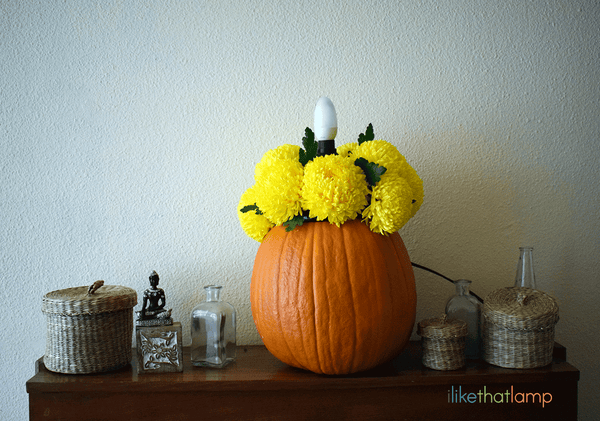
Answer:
238, 124, 423, 242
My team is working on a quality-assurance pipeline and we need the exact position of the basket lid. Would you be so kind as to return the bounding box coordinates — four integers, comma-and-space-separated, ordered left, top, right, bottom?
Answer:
42, 281, 137, 316
417, 315, 467, 339
483, 287, 558, 330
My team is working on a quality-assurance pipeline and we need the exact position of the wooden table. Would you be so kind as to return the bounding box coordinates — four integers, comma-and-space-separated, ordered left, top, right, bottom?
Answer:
27, 342, 579, 420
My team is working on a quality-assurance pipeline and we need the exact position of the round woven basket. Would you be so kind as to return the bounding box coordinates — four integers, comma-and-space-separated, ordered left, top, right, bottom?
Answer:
418, 315, 467, 371
483, 287, 559, 369
42, 283, 137, 374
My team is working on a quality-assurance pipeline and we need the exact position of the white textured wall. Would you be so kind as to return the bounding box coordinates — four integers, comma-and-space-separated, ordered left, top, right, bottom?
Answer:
2, 0, 599, 419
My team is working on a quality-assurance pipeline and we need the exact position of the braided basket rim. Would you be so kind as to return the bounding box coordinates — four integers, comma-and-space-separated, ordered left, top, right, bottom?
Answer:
418, 316, 468, 339
42, 285, 137, 316
483, 287, 558, 331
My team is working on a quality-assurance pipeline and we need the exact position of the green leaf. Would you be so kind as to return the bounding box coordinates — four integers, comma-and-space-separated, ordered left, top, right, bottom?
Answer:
357, 123, 375, 145
354, 157, 387, 187
283, 214, 305, 232
299, 127, 318, 166
240, 204, 263, 215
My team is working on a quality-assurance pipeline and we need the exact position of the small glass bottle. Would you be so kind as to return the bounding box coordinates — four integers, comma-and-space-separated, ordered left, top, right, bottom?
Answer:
514, 246, 536, 289
445, 279, 482, 359
191, 285, 236, 368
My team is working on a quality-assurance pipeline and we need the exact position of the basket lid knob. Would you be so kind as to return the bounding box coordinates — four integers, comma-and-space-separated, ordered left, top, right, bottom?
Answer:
516, 291, 530, 306
88, 280, 104, 295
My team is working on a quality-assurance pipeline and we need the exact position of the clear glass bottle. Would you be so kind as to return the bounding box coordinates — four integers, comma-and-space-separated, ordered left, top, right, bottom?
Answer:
445, 279, 482, 359
191, 285, 236, 368
514, 246, 536, 289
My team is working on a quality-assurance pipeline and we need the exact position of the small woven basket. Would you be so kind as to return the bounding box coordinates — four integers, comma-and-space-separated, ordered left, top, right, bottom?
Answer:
483, 287, 559, 369
42, 282, 137, 374
418, 315, 468, 371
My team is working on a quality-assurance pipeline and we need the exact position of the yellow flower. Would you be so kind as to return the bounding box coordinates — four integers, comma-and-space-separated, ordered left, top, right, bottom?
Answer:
356, 140, 409, 176
357, 139, 424, 217
254, 157, 304, 226
301, 155, 369, 226
362, 173, 414, 234
336, 142, 359, 158
254, 144, 300, 181
238, 186, 274, 242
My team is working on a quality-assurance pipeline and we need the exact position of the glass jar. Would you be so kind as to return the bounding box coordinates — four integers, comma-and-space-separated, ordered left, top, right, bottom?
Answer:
191, 285, 236, 368
514, 246, 536, 289
445, 279, 482, 359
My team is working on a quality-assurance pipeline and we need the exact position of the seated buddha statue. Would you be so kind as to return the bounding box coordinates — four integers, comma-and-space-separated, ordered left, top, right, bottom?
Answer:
136, 271, 172, 326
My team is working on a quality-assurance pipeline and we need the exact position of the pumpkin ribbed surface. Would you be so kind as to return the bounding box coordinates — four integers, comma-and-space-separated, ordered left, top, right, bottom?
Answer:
250, 219, 417, 375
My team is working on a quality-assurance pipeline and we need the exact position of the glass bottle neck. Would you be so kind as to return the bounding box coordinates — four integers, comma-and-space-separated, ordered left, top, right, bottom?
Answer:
514, 247, 536, 289
455, 279, 471, 296
204, 285, 222, 302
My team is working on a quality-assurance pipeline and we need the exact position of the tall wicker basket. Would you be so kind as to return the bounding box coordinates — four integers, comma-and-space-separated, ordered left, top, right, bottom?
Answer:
42, 282, 137, 374
483, 287, 559, 369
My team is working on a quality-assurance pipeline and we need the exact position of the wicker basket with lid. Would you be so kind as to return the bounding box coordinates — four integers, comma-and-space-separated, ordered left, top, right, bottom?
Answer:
418, 315, 468, 370
483, 287, 559, 369
42, 281, 137, 374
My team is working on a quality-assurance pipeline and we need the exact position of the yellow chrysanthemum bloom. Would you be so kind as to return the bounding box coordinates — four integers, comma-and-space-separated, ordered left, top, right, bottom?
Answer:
254, 157, 304, 226
357, 139, 424, 217
362, 173, 414, 235
254, 144, 301, 181
238, 186, 274, 242
336, 142, 359, 158
302, 155, 369, 226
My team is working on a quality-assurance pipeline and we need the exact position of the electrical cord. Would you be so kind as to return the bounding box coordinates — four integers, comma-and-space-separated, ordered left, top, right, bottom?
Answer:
411, 262, 484, 303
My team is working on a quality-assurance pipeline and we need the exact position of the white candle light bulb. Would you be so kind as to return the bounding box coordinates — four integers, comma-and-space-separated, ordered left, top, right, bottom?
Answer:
314, 97, 337, 141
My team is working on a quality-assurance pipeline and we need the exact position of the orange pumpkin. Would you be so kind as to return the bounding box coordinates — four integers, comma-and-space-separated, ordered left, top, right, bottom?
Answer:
250, 219, 417, 375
